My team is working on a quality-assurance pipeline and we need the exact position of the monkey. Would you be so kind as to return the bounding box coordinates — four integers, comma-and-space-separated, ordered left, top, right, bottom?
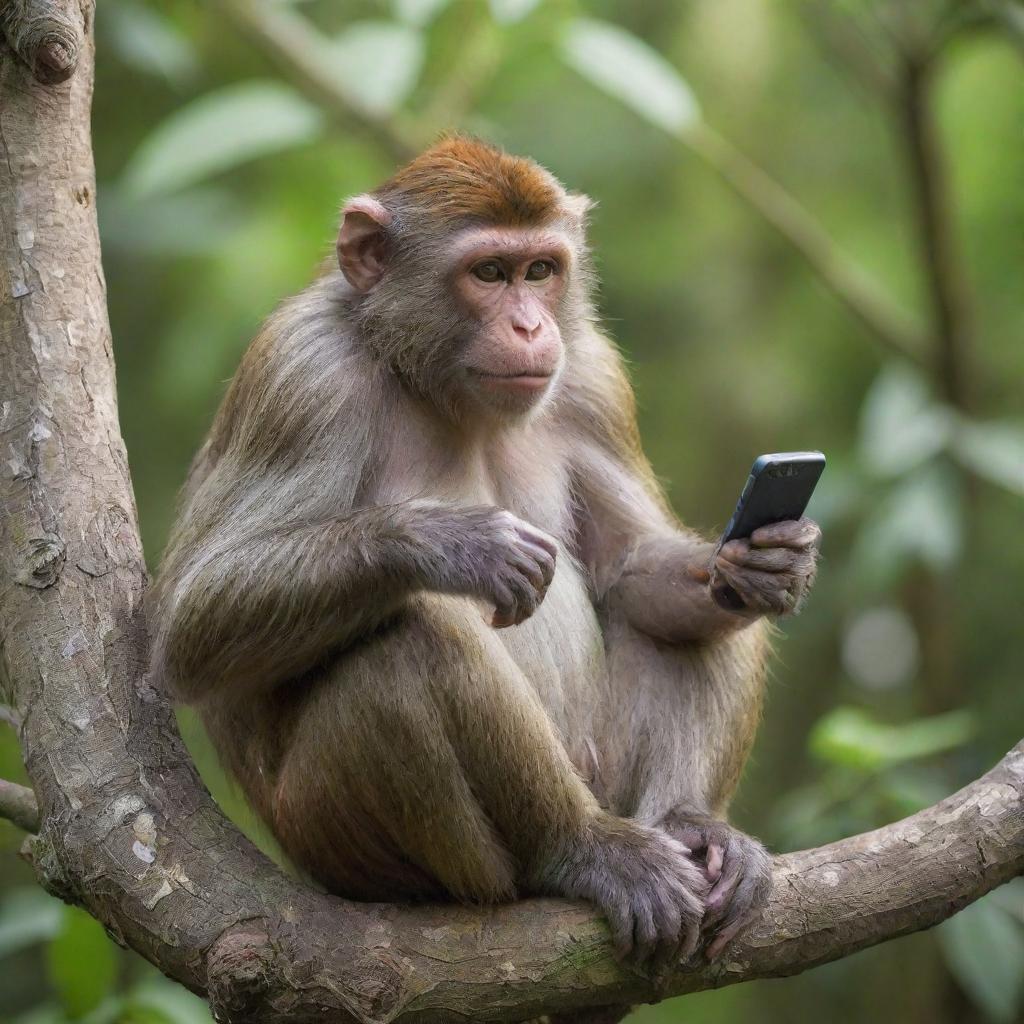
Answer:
151, 137, 820, 986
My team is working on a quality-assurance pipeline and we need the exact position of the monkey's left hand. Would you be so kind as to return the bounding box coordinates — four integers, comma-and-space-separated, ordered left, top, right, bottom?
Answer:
659, 811, 772, 961
710, 517, 821, 617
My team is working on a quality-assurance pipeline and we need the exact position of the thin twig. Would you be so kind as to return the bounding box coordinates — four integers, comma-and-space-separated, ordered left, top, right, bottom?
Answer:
802, 0, 895, 95
685, 123, 928, 364
214, 0, 420, 165
0, 778, 39, 833
895, 53, 973, 410
418, 14, 504, 133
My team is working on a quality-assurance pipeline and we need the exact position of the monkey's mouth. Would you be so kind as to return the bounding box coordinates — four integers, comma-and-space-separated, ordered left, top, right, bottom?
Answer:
473, 371, 553, 393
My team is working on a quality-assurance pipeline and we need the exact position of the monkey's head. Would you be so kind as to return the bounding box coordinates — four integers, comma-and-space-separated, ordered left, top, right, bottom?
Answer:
336, 136, 593, 422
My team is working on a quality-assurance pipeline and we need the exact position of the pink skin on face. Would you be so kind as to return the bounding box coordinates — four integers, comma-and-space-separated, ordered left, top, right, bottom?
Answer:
448, 227, 572, 413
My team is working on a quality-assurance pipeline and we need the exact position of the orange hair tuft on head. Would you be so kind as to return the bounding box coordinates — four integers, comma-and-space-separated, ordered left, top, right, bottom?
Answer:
375, 135, 564, 228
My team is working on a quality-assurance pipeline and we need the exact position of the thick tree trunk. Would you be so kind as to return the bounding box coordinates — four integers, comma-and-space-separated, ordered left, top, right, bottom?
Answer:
0, 5, 1022, 1024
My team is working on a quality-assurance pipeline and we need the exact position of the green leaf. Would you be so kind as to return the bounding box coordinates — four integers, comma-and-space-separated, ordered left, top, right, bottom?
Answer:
990, 878, 1024, 924
103, 2, 200, 87
940, 894, 1024, 1022
858, 363, 952, 477
561, 18, 700, 136
325, 22, 425, 117
47, 905, 119, 1019
392, 0, 453, 25
850, 462, 963, 588
99, 187, 242, 256
488, 0, 542, 24
987, 0, 1024, 46
11, 1005, 68, 1024
810, 706, 976, 771
952, 419, 1024, 496
0, 887, 63, 958
124, 975, 214, 1024
122, 81, 325, 197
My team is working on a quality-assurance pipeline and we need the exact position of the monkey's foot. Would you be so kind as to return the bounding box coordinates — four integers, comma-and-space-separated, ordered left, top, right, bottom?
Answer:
660, 811, 771, 960
536, 816, 709, 971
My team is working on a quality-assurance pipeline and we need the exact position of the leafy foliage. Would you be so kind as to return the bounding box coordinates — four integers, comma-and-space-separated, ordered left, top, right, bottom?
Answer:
562, 18, 700, 135
123, 82, 325, 197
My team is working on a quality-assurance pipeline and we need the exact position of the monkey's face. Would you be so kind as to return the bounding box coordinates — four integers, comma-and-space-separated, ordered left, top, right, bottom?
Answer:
446, 227, 570, 419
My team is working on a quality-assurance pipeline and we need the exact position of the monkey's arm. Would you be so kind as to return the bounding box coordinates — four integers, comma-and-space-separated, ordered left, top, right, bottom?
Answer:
572, 451, 747, 642
578, 455, 820, 644
152, 499, 557, 702
563, 327, 818, 643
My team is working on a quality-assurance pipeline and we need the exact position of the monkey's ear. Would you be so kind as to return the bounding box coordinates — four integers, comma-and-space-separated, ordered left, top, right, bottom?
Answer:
337, 195, 393, 292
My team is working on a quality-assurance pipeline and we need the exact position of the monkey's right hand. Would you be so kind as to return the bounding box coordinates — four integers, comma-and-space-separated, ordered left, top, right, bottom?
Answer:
536, 815, 709, 972
431, 507, 558, 628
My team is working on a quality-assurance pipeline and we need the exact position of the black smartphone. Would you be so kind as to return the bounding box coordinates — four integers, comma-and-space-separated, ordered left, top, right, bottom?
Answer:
720, 451, 826, 545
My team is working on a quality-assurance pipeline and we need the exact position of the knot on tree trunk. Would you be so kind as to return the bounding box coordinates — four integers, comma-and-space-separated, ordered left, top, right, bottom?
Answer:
207, 927, 281, 1024
1, 0, 86, 84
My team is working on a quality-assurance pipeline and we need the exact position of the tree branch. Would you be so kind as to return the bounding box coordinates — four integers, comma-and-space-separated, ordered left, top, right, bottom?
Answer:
896, 52, 974, 410
212, 0, 420, 165
0, 778, 39, 833
1, 8, 1022, 1024
685, 123, 928, 365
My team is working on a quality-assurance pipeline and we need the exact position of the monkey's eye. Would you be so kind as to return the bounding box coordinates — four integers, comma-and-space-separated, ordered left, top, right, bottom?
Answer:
525, 260, 554, 281
472, 261, 504, 283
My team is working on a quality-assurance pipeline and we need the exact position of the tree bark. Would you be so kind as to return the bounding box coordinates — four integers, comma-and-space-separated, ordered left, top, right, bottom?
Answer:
1, 6, 1022, 1024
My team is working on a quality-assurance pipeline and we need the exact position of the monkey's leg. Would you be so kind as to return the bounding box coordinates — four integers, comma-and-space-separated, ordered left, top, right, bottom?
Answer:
600, 612, 773, 960
272, 594, 708, 963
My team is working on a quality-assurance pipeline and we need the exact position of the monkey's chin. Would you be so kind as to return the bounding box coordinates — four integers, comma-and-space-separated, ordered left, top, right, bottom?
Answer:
468, 371, 555, 417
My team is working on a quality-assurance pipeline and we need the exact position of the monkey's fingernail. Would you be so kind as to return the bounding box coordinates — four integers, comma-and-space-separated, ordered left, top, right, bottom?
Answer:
687, 566, 711, 583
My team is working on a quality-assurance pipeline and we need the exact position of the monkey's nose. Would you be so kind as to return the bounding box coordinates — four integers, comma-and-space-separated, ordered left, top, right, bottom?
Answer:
511, 317, 543, 341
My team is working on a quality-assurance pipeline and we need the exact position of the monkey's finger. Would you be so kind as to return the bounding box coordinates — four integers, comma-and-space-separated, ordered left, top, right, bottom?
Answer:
705, 842, 725, 883
705, 843, 743, 925
507, 566, 549, 622
749, 518, 821, 550
648, 900, 684, 978
605, 901, 635, 963
491, 608, 517, 628
720, 542, 816, 575
506, 548, 549, 591
712, 562, 787, 614
631, 894, 660, 969
669, 823, 705, 855
706, 908, 760, 961
490, 581, 520, 628
516, 523, 559, 560
676, 903, 704, 963
707, 856, 770, 958
517, 540, 557, 587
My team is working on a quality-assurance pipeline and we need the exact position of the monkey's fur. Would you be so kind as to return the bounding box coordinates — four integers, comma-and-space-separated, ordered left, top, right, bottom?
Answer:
153, 139, 819, 995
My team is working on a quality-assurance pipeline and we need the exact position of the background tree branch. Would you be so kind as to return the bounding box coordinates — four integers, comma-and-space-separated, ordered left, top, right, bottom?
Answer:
0, 778, 39, 833
1, 5, 1022, 1024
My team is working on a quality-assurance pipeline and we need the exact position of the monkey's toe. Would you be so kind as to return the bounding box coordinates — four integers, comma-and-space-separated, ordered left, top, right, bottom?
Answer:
659, 812, 772, 960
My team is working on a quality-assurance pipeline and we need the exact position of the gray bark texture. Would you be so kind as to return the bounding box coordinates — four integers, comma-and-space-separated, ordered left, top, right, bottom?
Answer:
1, 5, 1022, 1023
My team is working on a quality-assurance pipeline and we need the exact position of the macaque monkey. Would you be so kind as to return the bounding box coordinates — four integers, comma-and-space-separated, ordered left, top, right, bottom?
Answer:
153, 137, 820, 984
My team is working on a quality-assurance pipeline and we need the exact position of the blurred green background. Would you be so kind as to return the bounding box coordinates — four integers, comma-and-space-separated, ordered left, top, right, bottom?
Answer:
2, 0, 1023, 1021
